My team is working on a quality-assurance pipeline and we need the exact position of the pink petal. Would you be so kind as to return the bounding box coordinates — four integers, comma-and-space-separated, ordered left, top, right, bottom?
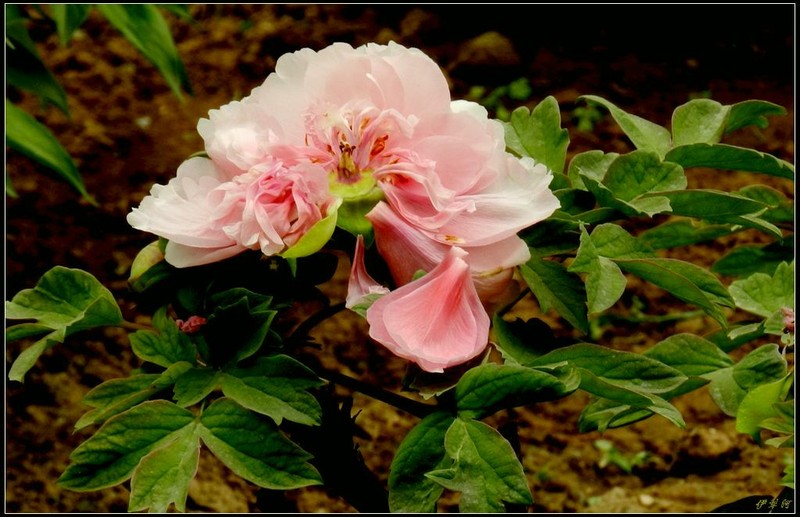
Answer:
346, 235, 390, 311
368, 202, 530, 300
127, 157, 244, 249
366, 247, 490, 373
426, 157, 561, 246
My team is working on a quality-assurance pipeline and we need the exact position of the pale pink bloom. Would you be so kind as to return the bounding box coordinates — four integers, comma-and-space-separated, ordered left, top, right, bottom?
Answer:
127, 157, 248, 267
345, 235, 390, 314
366, 201, 530, 302
127, 157, 338, 267
194, 41, 558, 253
366, 247, 490, 373
198, 42, 452, 197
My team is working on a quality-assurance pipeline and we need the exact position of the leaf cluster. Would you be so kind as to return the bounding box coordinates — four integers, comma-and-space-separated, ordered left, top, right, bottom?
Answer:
6, 4, 192, 203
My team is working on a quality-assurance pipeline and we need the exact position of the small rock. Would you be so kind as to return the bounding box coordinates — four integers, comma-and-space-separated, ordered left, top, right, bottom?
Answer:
455, 31, 520, 68
639, 493, 655, 507
680, 427, 736, 460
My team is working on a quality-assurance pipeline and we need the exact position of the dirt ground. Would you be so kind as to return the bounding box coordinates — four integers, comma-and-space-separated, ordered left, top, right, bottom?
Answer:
5, 5, 795, 513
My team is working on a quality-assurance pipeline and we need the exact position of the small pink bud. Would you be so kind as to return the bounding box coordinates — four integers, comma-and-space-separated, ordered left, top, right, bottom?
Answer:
781, 307, 794, 334
176, 316, 207, 334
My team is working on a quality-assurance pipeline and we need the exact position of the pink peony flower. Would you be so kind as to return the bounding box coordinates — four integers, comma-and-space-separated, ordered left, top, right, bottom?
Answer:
129, 40, 559, 372
127, 157, 338, 267
366, 247, 490, 373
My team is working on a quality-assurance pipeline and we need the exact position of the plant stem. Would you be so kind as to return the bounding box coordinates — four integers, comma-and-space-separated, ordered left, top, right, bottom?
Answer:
288, 301, 347, 343
315, 366, 439, 419
289, 302, 439, 418
120, 320, 153, 331
497, 287, 531, 317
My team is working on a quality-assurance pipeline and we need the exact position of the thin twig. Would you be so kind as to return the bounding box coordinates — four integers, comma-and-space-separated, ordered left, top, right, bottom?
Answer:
288, 302, 347, 343
315, 366, 439, 419
497, 287, 532, 317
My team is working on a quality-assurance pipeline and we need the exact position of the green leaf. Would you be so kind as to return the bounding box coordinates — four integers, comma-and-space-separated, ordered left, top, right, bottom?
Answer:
426, 418, 532, 512
566, 150, 618, 191
665, 143, 794, 179
649, 189, 782, 239
6, 55, 70, 116
521, 217, 582, 256
729, 261, 794, 333
75, 374, 163, 430
128, 423, 201, 512
6, 100, 95, 203
580, 95, 672, 157
615, 257, 734, 327
713, 241, 794, 278
282, 197, 342, 258
582, 176, 668, 217
519, 256, 589, 334
577, 369, 686, 428
650, 189, 769, 219
49, 4, 92, 46
6, 5, 70, 115
389, 412, 455, 513
5, 322, 52, 342
128, 240, 166, 286
156, 4, 194, 21
569, 227, 627, 313
172, 367, 220, 407
731, 344, 788, 390
725, 99, 787, 134
129, 307, 197, 367
706, 321, 767, 353
7, 266, 123, 381
577, 224, 733, 326
221, 355, 323, 426
528, 343, 688, 395
455, 363, 580, 419
96, 4, 191, 101
736, 373, 793, 442
491, 315, 557, 365
199, 398, 322, 489
760, 401, 795, 436
58, 400, 196, 490
584, 223, 655, 259
738, 185, 795, 224
671, 98, 730, 146
639, 219, 735, 250
645, 333, 733, 376
4, 267, 121, 325
202, 290, 277, 366
602, 150, 687, 202
5, 5, 40, 56
7, 171, 19, 198
780, 458, 795, 489
706, 344, 788, 416
578, 377, 706, 432
503, 96, 569, 173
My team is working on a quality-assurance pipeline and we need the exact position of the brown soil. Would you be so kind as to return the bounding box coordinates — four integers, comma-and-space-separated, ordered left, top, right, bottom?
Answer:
5, 5, 795, 513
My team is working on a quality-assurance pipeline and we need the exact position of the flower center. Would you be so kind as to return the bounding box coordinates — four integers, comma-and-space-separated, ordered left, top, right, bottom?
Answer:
302, 102, 411, 200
